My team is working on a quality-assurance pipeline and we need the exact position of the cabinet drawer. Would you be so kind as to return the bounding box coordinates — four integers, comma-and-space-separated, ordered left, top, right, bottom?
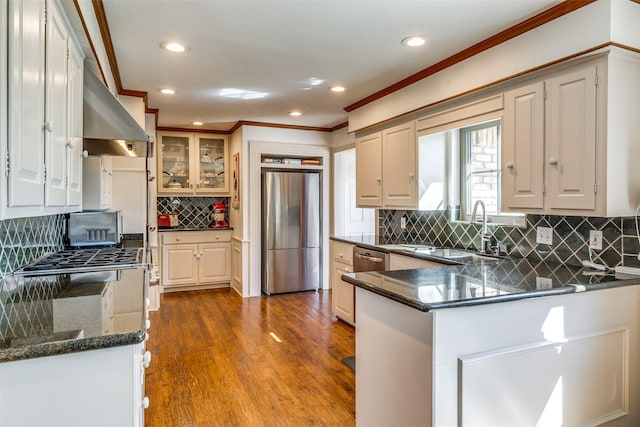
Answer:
162, 230, 232, 245
331, 240, 354, 265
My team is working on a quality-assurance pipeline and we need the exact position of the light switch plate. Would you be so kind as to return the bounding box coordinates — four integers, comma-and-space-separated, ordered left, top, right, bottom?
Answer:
536, 226, 553, 245
400, 216, 407, 229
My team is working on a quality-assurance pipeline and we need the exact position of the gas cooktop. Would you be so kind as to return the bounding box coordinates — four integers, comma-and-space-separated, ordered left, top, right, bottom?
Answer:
16, 247, 144, 276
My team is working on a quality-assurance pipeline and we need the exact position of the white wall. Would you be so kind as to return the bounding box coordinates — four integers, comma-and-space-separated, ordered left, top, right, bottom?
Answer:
109, 96, 149, 234
348, 0, 640, 131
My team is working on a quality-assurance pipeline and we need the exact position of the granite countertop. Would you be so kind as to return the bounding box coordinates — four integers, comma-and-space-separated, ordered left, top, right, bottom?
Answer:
159, 226, 233, 232
0, 267, 147, 363
342, 257, 640, 311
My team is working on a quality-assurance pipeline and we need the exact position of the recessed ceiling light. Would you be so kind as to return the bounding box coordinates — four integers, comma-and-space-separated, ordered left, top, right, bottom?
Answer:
192, 121, 203, 126
308, 78, 324, 86
158, 88, 175, 95
330, 85, 346, 93
401, 35, 428, 47
160, 41, 189, 53
289, 111, 302, 117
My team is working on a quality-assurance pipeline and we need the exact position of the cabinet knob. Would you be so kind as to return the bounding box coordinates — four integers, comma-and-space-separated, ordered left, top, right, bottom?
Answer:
505, 162, 514, 169
408, 173, 414, 179
176, 237, 181, 241
65, 140, 74, 149
82, 150, 89, 158
549, 158, 558, 165
143, 351, 152, 368
142, 397, 150, 410
376, 177, 381, 183
43, 121, 53, 132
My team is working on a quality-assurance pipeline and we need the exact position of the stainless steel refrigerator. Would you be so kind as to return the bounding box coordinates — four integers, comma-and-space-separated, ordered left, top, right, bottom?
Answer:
262, 170, 321, 295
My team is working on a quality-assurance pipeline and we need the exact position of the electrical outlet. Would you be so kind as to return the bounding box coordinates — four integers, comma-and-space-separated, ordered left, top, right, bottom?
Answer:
536, 226, 553, 245
589, 230, 603, 250
400, 216, 407, 229
536, 277, 553, 290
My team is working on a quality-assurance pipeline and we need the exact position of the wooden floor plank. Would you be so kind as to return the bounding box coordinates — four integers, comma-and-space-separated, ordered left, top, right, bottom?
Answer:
145, 288, 355, 426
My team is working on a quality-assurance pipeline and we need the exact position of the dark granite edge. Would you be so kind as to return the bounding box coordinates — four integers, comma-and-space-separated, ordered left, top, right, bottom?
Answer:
343, 269, 640, 312
0, 329, 146, 363
159, 227, 233, 232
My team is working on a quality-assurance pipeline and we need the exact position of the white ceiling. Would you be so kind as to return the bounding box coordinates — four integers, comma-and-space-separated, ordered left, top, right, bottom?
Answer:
102, 0, 562, 131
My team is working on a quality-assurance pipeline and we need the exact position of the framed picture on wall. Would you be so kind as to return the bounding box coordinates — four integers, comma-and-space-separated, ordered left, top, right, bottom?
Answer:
232, 152, 240, 209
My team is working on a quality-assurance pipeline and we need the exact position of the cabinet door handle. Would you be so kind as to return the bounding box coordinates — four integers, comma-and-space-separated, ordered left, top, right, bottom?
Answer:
143, 351, 152, 368
505, 162, 514, 169
549, 158, 558, 165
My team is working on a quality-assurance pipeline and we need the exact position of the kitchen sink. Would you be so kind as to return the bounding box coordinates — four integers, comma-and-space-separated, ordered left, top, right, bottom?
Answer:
379, 244, 499, 262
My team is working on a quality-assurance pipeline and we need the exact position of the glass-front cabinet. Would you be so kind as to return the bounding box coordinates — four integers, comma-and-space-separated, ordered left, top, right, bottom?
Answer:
157, 131, 229, 195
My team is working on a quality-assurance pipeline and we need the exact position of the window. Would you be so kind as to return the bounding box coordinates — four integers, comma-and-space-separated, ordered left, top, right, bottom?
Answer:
458, 119, 524, 226
460, 120, 501, 216
334, 148, 375, 235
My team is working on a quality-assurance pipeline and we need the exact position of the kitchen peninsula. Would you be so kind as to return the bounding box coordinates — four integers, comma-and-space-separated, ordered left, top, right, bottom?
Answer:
343, 259, 640, 426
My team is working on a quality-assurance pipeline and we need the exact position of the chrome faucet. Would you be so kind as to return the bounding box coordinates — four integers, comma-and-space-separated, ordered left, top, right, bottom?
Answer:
470, 200, 492, 254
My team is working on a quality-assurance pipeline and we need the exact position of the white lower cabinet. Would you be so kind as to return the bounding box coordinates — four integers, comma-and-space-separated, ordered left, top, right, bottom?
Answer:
0, 342, 149, 427
332, 260, 355, 325
161, 230, 232, 292
330, 240, 355, 325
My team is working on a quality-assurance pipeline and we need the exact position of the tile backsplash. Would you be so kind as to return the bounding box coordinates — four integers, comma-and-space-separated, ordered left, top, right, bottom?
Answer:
0, 215, 65, 278
157, 197, 230, 228
380, 209, 640, 268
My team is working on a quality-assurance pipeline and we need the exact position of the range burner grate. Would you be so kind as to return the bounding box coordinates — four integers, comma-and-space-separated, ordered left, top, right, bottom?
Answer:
19, 247, 143, 275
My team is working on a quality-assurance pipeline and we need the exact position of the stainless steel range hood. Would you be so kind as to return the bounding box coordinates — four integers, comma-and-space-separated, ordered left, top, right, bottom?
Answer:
83, 71, 153, 157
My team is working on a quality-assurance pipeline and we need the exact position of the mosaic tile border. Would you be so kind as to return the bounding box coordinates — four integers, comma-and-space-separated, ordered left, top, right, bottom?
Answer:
379, 209, 640, 268
157, 197, 230, 229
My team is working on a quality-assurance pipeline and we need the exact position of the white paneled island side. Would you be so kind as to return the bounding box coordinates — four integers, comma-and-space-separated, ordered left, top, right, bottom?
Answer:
344, 261, 640, 426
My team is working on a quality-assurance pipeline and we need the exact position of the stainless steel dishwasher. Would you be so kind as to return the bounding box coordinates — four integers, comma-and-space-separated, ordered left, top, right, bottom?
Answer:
353, 246, 389, 272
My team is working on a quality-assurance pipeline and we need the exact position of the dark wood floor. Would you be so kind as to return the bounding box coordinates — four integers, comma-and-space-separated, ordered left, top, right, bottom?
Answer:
145, 288, 355, 427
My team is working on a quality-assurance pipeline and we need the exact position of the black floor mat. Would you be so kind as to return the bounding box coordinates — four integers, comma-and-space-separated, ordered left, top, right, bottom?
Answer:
341, 356, 355, 371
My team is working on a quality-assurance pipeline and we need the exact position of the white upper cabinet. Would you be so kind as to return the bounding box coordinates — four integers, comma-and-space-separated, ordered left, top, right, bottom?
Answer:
44, 1, 69, 208
2, 0, 84, 219
157, 131, 229, 196
6, 0, 46, 212
355, 132, 382, 207
502, 54, 640, 217
66, 39, 84, 208
545, 66, 597, 211
502, 82, 545, 209
503, 64, 598, 214
356, 121, 417, 209
382, 121, 417, 208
